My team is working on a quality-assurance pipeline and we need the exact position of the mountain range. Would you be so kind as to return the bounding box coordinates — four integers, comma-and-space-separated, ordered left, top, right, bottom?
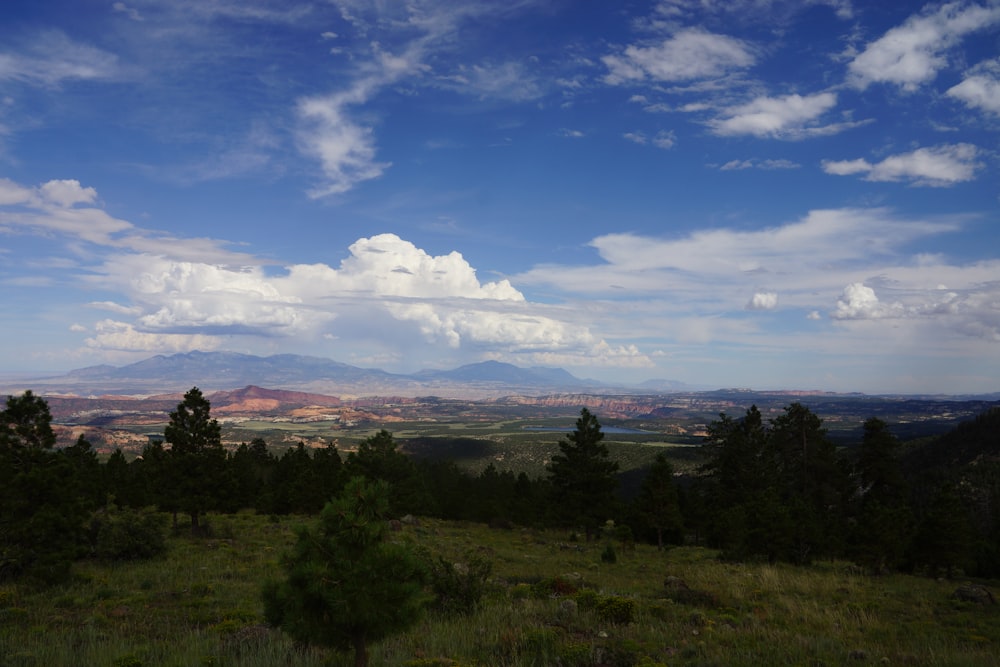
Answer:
7, 351, 691, 398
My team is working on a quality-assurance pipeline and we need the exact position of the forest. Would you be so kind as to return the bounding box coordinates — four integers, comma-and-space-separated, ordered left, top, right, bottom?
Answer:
4, 386, 999, 585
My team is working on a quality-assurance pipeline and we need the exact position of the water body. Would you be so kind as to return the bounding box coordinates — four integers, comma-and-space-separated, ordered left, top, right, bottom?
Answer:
522, 426, 652, 434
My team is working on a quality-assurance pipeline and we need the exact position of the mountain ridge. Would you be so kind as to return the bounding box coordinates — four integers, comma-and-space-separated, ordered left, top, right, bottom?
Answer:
9, 351, 642, 398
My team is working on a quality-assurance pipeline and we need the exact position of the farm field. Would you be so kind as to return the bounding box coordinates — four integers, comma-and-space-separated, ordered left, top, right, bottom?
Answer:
2, 511, 997, 667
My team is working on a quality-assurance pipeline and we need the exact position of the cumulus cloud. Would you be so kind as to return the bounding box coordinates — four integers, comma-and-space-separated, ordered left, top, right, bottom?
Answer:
848, 2, 1000, 91
832, 283, 903, 319
71, 225, 648, 367
38, 179, 97, 207
85, 319, 222, 353
821, 144, 982, 187
709, 92, 852, 139
746, 292, 778, 310
602, 28, 754, 85
947, 58, 1000, 115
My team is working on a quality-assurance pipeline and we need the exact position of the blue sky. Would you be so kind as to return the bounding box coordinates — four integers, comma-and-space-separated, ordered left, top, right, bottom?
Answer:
1, 0, 998, 394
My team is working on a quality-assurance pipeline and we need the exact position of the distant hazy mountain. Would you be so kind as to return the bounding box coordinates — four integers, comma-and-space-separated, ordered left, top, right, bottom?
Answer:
413, 360, 583, 385
636, 378, 703, 392
25, 351, 604, 397
69, 350, 399, 385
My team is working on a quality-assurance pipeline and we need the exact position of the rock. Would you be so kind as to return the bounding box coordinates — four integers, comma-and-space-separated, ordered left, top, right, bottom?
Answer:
952, 584, 996, 605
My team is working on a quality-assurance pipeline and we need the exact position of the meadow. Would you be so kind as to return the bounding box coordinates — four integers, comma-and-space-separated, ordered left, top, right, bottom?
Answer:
1, 511, 997, 667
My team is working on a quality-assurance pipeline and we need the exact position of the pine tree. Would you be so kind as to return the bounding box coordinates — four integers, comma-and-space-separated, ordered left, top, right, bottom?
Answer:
767, 403, 847, 563
163, 387, 228, 532
547, 408, 619, 540
263, 477, 427, 667
0, 391, 87, 582
852, 418, 912, 572
346, 429, 432, 516
635, 452, 683, 549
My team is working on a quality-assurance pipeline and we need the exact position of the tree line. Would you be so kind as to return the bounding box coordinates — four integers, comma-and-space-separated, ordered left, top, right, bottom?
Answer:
2, 387, 999, 584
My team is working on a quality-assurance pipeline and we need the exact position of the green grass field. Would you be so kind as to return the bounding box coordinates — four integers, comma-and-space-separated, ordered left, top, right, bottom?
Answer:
2, 511, 998, 666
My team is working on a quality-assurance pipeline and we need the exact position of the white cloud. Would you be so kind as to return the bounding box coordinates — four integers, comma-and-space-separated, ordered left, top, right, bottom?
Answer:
112, 3, 143, 21
440, 61, 543, 102
85, 319, 222, 353
0, 178, 33, 205
720, 158, 800, 170
709, 92, 846, 139
296, 3, 548, 197
947, 59, 1000, 115
831, 283, 903, 319
602, 28, 754, 85
822, 144, 981, 187
0, 31, 123, 87
747, 292, 778, 311
297, 92, 392, 198
74, 228, 649, 367
624, 130, 675, 148
848, 2, 1000, 91
652, 130, 676, 149
38, 179, 98, 207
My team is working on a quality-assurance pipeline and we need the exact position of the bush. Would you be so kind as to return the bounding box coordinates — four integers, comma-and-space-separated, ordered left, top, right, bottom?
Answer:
87, 505, 167, 561
531, 575, 579, 598
427, 552, 493, 616
595, 596, 635, 624
601, 544, 617, 563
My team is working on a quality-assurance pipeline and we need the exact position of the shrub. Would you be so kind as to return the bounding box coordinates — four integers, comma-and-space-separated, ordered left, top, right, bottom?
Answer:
531, 575, 578, 598
87, 505, 167, 561
595, 596, 635, 624
427, 552, 494, 616
574, 588, 600, 610
601, 544, 617, 563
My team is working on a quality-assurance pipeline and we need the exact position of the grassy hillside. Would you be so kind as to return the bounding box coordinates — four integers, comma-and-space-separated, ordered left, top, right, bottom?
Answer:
2, 512, 998, 666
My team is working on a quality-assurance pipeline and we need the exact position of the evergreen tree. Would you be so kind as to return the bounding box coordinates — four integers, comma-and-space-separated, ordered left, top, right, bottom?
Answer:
346, 430, 432, 516
635, 452, 683, 549
231, 438, 276, 511
0, 391, 87, 582
699, 405, 787, 559
767, 403, 847, 563
851, 418, 912, 572
163, 387, 228, 531
263, 477, 427, 667
547, 408, 619, 540
60, 433, 104, 509
909, 482, 975, 577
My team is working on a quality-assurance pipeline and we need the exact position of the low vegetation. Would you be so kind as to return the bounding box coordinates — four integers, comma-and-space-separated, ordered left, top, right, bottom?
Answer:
2, 512, 999, 666
3, 388, 1000, 665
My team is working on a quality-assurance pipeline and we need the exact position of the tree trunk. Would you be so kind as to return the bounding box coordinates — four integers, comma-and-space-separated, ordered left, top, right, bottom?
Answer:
352, 633, 368, 667
656, 527, 664, 550
191, 509, 200, 532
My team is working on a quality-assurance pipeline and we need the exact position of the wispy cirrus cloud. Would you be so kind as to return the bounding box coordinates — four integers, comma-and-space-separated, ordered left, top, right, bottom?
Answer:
0, 30, 125, 87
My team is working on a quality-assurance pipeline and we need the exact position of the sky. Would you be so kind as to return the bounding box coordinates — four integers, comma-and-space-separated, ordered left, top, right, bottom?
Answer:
1, 0, 999, 395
